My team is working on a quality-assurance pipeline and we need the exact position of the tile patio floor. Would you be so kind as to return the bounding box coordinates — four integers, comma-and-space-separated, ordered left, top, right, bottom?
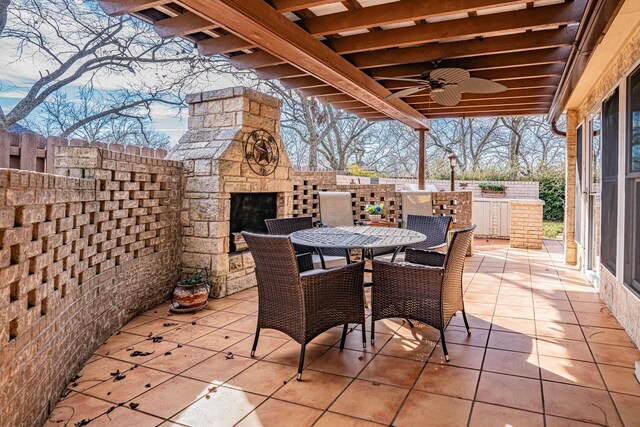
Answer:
47, 239, 640, 427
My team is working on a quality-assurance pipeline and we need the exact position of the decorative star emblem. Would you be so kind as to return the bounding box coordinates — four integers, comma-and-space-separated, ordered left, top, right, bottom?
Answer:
244, 129, 279, 176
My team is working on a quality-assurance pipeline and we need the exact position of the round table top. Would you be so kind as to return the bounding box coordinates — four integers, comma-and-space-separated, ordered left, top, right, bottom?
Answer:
290, 226, 426, 249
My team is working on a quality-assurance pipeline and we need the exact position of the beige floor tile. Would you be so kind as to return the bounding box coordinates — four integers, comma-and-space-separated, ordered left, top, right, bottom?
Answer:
611, 392, 640, 427
143, 345, 215, 374
476, 372, 543, 412
496, 295, 534, 307
469, 402, 544, 427
84, 366, 173, 404
263, 341, 329, 367
495, 304, 535, 320
88, 406, 163, 427
160, 323, 217, 345
414, 364, 479, 399
394, 321, 442, 341
207, 298, 243, 311
536, 337, 593, 362
576, 311, 624, 329
225, 360, 297, 396
181, 352, 256, 385
125, 318, 184, 337
589, 342, 640, 367
68, 357, 135, 392
535, 321, 584, 341
488, 330, 537, 354
358, 354, 423, 388
482, 348, 540, 378
379, 336, 436, 362
329, 379, 408, 425
224, 315, 258, 334
224, 300, 258, 315
274, 369, 352, 409
466, 302, 496, 316
491, 317, 537, 335
308, 347, 374, 377
445, 327, 489, 347
338, 329, 391, 353
429, 343, 486, 370
395, 390, 472, 427
599, 364, 640, 396
534, 308, 578, 324
108, 339, 178, 364
236, 399, 322, 427
449, 313, 493, 330
582, 326, 637, 347
130, 376, 210, 419
542, 381, 623, 426
170, 386, 266, 426
120, 315, 160, 331
95, 332, 146, 356
538, 355, 604, 389
315, 412, 382, 426
224, 333, 289, 359
545, 415, 602, 427
45, 393, 113, 427
197, 311, 246, 328
311, 327, 346, 346
570, 301, 608, 313
188, 328, 251, 351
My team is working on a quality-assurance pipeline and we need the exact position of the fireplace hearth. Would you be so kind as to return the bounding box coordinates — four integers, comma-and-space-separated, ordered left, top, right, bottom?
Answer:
229, 192, 278, 252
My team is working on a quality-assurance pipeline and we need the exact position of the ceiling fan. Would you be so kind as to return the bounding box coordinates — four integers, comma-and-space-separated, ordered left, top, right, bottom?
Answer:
384, 68, 507, 106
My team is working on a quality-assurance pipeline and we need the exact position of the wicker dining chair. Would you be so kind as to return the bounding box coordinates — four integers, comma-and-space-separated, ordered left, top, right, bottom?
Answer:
371, 225, 476, 361
265, 217, 349, 269
243, 232, 366, 381
374, 214, 452, 263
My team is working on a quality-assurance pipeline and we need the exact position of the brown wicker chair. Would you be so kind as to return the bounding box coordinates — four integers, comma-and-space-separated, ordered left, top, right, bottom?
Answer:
265, 217, 349, 269
371, 225, 476, 361
243, 232, 366, 380
374, 215, 452, 263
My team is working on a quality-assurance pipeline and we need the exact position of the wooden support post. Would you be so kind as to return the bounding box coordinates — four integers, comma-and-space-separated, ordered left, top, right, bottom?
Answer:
418, 129, 426, 190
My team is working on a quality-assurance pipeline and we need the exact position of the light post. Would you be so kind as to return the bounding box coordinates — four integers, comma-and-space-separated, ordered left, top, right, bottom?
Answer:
448, 153, 458, 191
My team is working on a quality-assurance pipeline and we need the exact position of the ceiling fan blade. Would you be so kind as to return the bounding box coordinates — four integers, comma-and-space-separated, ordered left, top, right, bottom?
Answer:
431, 87, 461, 106
427, 68, 470, 83
381, 77, 430, 83
457, 77, 507, 94
386, 86, 428, 99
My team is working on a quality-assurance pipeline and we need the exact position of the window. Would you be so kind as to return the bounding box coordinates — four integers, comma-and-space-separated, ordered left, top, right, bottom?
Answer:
625, 65, 640, 294
601, 88, 618, 275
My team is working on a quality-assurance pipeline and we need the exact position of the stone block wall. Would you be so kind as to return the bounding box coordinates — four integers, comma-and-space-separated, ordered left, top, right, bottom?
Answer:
0, 146, 181, 427
510, 200, 545, 249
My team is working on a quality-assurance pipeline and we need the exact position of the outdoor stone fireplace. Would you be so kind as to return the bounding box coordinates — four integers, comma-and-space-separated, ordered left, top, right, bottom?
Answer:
171, 87, 293, 298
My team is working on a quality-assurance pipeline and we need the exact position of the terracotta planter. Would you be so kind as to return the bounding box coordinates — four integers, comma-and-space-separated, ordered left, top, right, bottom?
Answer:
368, 214, 382, 223
173, 282, 209, 308
481, 189, 506, 198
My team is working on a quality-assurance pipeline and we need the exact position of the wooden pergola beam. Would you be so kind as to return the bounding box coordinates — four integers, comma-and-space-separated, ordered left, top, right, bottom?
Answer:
418, 102, 551, 113
99, 0, 170, 16
406, 87, 556, 104
427, 109, 549, 118
280, 76, 328, 89
228, 51, 285, 70
154, 11, 217, 37
349, 27, 577, 69
301, 0, 527, 36
174, 0, 431, 129
409, 97, 553, 108
253, 64, 307, 79
386, 76, 561, 91
328, 0, 585, 54
297, 86, 342, 97
197, 34, 254, 55
270, 0, 336, 13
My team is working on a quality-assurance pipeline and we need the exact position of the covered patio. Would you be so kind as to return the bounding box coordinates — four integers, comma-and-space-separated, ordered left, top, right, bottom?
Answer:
2, 0, 640, 426
48, 239, 640, 426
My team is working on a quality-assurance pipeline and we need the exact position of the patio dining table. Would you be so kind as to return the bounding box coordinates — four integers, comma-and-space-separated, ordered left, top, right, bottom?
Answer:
290, 225, 426, 264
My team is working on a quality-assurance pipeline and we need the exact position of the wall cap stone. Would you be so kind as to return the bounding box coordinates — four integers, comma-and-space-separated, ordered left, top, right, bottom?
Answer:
185, 86, 282, 108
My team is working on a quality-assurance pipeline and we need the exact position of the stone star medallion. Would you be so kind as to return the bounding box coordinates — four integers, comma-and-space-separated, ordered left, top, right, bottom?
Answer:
244, 129, 279, 176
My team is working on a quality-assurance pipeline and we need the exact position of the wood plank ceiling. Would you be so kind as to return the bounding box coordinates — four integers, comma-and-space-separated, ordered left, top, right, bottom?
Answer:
98, 0, 589, 128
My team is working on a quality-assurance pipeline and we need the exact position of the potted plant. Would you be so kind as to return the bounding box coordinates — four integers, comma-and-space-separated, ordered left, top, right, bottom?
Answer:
479, 182, 507, 198
365, 202, 385, 223
171, 268, 210, 312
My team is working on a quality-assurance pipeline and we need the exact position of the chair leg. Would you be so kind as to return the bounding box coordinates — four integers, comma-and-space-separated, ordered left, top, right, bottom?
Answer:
371, 317, 376, 345
405, 318, 415, 328
440, 330, 449, 362
462, 310, 471, 335
250, 326, 261, 357
297, 344, 306, 381
361, 319, 366, 348
339, 324, 349, 350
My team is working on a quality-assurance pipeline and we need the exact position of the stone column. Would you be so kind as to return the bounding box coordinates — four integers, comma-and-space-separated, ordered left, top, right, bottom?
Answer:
564, 109, 578, 265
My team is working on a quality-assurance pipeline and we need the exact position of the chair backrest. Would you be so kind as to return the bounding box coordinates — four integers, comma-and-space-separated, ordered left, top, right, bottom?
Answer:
318, 192, 354, 227
265, 217, 315, 255
441, 225, 476, 317
401, 191, 433, 224
265, 217, 313, 235
406, 215, 452, 249
242, 232, 303, 300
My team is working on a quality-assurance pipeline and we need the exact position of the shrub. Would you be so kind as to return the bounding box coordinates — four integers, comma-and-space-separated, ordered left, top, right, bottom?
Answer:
534, 170, 565, 221
479, 182, 506, 191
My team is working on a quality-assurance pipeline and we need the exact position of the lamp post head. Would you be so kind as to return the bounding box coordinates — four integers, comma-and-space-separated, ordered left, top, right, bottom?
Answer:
448, 153, 458, 169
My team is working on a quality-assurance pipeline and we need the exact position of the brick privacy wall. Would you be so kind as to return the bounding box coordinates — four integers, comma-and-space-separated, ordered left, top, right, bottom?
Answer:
0, 146, 181, 427
292, 172, 474, 231
509, 201, 545, 249
371, 177, 539, 199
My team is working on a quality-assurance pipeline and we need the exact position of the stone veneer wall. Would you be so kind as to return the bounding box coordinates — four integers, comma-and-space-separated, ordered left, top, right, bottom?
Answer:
510, 200, 545, 249
170, 87, 292, 298
0, 146, 182, 427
